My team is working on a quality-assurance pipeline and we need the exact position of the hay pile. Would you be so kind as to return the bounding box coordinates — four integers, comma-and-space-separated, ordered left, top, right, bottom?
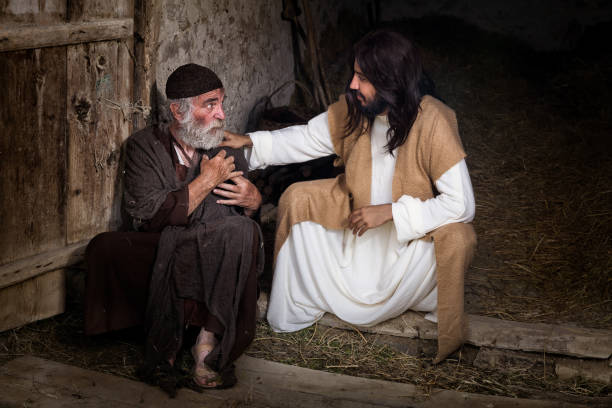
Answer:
409, 18, 612, 328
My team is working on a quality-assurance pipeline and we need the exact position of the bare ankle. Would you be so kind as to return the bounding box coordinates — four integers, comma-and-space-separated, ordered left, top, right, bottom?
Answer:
196, 328, 217, 346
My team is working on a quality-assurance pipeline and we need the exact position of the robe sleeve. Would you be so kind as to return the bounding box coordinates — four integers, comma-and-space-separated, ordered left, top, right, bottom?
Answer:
124, 129, 191, 230
391, 159, 475, 243
244, 111, 335, 169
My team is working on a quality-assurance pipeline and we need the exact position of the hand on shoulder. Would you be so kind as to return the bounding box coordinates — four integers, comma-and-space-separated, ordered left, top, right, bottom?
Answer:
220, 131, 253, 149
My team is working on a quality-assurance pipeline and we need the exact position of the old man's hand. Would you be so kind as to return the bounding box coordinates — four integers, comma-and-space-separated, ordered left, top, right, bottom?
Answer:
200, 149, 243, 186
348, 204, 393, 236
221, 131, 253, 149
214, 175, 262, 216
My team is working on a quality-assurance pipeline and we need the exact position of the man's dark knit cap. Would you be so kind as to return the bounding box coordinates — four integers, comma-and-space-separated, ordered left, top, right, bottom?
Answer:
165, 63, 223, 99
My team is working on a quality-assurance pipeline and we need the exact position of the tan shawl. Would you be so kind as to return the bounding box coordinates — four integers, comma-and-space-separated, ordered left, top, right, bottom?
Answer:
275, 95, 476, 362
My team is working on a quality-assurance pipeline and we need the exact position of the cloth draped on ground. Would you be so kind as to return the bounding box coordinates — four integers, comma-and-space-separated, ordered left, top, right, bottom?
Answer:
247, 95, 476, 362
85, 126, 263, 378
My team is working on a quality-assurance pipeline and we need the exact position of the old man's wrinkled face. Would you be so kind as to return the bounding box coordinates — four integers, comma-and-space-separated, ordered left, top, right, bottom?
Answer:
175, 88, 226, 150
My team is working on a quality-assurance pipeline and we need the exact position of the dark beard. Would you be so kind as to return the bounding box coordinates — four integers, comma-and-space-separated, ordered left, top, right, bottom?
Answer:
354, 91, 388, 118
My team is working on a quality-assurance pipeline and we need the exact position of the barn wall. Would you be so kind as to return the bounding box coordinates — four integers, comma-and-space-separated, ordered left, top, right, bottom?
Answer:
0, 0, 294, 278
378, 0, 612, 51
0, 47, 68, 264
0, 0, 66, 24
0, 0, 295, 331
0, 0, 133, 331
154, 0, 294, 133
305, 0, 612, 52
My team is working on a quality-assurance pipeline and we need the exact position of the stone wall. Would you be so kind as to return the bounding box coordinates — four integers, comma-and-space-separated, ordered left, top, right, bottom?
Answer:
155, 0, 294, 133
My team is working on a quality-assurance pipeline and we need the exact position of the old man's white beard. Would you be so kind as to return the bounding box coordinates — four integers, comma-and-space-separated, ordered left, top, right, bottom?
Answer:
176, 117, 225, 150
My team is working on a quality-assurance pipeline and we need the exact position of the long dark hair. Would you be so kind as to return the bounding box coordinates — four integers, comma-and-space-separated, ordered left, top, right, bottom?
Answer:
344, 30, 430, 153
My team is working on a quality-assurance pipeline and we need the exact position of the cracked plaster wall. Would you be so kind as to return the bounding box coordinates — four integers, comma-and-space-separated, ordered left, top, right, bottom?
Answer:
156, 0, 294, 133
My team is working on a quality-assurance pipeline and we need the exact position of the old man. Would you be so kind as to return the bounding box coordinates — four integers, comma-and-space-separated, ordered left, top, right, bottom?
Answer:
85, 63, 263, 393
223, 29, 477, 363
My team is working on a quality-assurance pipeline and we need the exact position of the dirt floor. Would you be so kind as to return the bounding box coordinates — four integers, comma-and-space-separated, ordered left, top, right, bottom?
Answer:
1, 309, 610, 405
1, 15, 611, 405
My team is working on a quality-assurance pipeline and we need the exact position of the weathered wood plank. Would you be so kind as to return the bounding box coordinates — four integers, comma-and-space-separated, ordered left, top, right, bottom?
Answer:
318, 312, 612, 360
0, 0, 66, 25
0, 240, 88, 290
319, 313, 612, 359
467, 314, 612, 359
234, 354, 421, 407
236, 356, 596, 407
133, 0, 161, 129
319, 310, 438, 340
258, 295, 612, 359
67, 0, 133, 22
0, 270, 65, 332
66, 39, 132, 243
0, 47, 67, 265
556, 356, 612, 384
0, 355, 597, 408
0, 19, 134, 52
0, 356, 229, 408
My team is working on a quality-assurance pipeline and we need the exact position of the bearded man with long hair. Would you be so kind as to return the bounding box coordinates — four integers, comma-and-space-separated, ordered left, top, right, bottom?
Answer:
224, 29, 477, 363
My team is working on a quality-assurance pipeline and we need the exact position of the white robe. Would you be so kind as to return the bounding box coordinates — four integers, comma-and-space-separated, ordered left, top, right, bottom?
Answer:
246, 112, 475, 332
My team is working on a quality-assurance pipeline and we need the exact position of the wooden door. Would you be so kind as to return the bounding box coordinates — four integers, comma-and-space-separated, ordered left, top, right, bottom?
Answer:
0, 0, 134, 330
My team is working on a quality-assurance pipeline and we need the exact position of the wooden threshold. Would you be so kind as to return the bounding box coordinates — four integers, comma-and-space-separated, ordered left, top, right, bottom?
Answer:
0, 355, 599, 407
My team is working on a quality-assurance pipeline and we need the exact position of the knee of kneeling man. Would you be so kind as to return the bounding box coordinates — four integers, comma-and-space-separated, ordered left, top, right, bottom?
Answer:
436, 223, 477, 254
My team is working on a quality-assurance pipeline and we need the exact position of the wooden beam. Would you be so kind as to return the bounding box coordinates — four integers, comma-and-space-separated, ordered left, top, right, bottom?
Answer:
133, 0, 161, 129
257, 293, 612, 360
467, 314, 612, 360
0, 356, 224, 408
0, 19, 133, 52
0, 241, 88, 290
0, 355, 598, 407
556, 356, 612, 384
0, 270, 65, 332
0, 47, 67, 265
66, 40, 131, 243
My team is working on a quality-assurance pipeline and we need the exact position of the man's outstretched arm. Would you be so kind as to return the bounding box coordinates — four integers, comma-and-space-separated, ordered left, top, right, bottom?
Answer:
221, 111, 335, 170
